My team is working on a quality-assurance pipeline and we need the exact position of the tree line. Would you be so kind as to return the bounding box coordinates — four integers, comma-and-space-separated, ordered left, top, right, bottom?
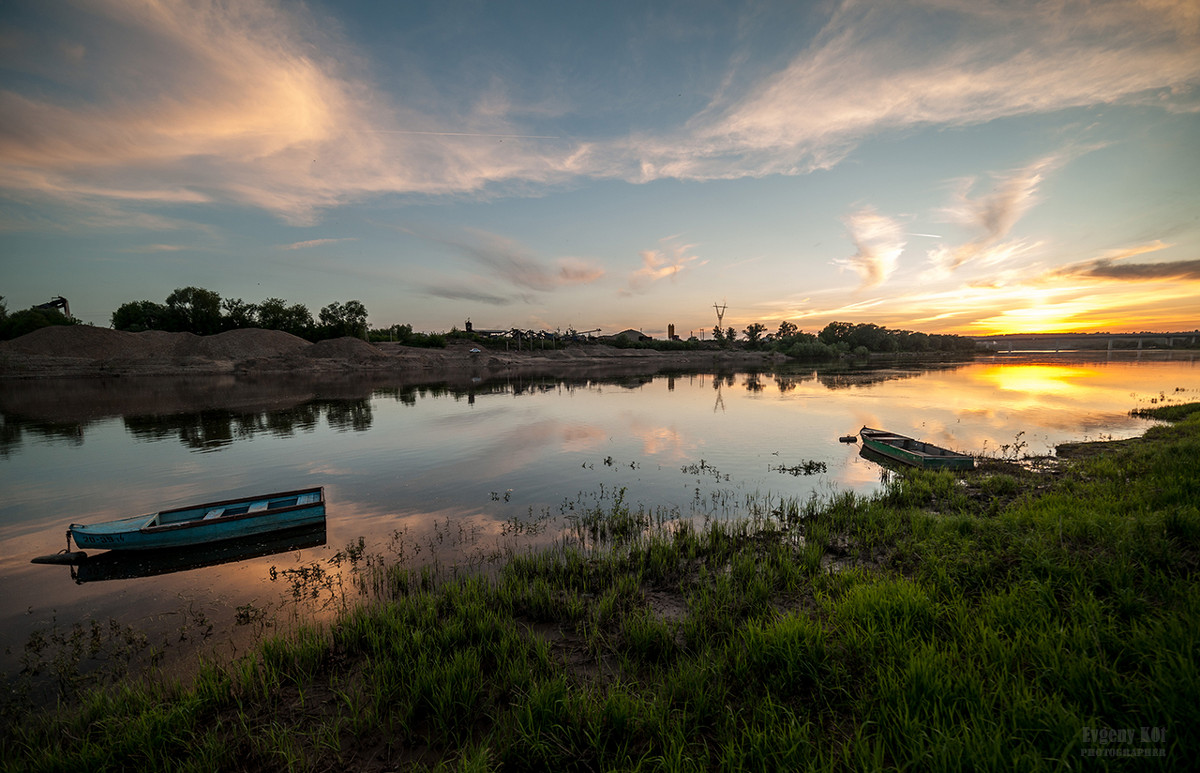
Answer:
608, 320, 977, 359
111, 287, 369, 341
3, 290, 975, 358
769, 320, 978, 359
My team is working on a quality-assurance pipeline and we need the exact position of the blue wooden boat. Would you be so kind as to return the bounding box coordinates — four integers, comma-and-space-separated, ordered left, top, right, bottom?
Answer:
859, 427, 975, 470
68, 487, 325, 551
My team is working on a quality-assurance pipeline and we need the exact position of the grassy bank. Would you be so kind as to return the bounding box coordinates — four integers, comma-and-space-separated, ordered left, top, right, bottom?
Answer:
4, 406, 1199, 771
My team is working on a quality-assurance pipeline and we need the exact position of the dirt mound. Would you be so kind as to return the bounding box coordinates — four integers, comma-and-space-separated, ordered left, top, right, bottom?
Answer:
306, 337, 384, 361
0, 326, 182, 359
193, 329, 312, 360
139, 330, 202, 358
0, 326, 315, 363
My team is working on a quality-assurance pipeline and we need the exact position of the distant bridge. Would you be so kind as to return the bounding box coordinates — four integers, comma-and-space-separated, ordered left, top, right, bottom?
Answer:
969, 331, 1199, 352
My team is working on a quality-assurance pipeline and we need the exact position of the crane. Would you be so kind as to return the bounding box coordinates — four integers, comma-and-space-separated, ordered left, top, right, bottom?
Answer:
35, 296, 71, 319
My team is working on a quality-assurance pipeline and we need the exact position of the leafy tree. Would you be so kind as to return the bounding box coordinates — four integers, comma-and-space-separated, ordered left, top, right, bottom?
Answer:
112, 300, 169, 332
744, 323, 768, 349
818, 321, 854, 346
897, 330, 931, 352
165, 287, 222, 335
787, 341, 836, 360
848, 323, 896, 352
257, 298, 313, 338
221, 298, 258, 330
776, 320, 797, 340
318, 300, 368, 340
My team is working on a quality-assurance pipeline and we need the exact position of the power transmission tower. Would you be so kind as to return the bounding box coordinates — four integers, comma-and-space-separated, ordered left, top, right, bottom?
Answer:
713, 301, 726, 329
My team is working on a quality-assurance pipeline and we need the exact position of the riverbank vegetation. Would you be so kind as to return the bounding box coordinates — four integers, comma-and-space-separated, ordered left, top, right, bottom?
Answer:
4, 404, 1196, 771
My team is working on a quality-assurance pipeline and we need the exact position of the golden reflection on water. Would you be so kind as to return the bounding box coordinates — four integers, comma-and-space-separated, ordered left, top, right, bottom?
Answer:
977, 364, 1102, 397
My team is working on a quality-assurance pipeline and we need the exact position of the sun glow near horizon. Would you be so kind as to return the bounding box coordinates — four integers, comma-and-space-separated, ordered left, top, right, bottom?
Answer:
941, 278, 1200, 336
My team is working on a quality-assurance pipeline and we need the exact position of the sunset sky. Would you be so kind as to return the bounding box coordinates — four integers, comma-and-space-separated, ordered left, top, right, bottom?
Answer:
2, 0, 1198, 337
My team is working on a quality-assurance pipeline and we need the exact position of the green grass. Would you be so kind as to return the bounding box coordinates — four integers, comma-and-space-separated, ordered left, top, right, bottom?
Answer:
5, 406, 1200, 771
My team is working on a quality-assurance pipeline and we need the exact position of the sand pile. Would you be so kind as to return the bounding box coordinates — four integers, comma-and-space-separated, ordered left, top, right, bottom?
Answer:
306, 337, 385, 361
191, 329, 312, 360
0, 326, 334, 376
0, 326, 183, 359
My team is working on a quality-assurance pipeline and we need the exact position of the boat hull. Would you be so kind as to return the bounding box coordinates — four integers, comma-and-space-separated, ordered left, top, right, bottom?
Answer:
859, 427, 974, 470
69, 487, 325, 551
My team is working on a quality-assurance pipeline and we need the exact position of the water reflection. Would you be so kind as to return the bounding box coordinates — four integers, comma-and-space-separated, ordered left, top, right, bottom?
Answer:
122, 403, 368, 450
978, 364, 1101, 396
70, 523, 327, 584
1, 352, 1195, 682
0, 364, 989, 455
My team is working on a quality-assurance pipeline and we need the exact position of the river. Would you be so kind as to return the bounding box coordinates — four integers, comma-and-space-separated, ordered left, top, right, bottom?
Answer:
0, 351, 1195, 688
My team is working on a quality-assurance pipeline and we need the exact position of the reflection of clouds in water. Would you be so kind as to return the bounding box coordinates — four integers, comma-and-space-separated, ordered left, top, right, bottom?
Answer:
322, 502, 567, 581
625, 418, 693, 460
832, 451, 891, 491
559, 424, 607, 453
427, 418, 607, 482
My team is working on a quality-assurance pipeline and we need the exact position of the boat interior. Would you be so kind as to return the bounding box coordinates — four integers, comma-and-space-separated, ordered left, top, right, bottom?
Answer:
864, 430, 965, 458
147, 490, 322, 528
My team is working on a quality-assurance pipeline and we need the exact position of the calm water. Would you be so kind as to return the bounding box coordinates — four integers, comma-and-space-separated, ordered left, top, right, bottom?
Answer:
1, 351, 1196, 675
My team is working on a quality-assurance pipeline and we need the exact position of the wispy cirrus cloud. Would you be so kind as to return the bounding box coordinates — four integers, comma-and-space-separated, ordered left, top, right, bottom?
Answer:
926, 156, 1063, 272
451, 229, 604, 292
621, 0, 1200, 182
410, 227, 604, 298
419, 283, 513, 306
623, 236, 704, 295
125, 243, 185, 253
280, 237, 357, 250
835, 208, 906, 288
1, 0, 1197, 223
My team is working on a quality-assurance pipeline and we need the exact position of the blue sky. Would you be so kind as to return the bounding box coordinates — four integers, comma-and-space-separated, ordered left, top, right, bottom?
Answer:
2, 0, 1198, 336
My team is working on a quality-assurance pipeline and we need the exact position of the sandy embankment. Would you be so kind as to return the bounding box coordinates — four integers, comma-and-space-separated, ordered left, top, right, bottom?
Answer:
0, 325, 784, 381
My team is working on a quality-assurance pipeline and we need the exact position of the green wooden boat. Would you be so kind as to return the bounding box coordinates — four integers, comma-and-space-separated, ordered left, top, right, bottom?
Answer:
859, 427, 975, 470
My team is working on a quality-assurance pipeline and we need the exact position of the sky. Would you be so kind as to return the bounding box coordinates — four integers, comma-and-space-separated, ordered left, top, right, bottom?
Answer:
1, 0, 1198, 338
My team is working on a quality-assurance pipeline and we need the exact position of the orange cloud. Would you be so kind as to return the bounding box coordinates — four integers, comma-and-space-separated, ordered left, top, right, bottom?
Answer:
624, 236, 703, 294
